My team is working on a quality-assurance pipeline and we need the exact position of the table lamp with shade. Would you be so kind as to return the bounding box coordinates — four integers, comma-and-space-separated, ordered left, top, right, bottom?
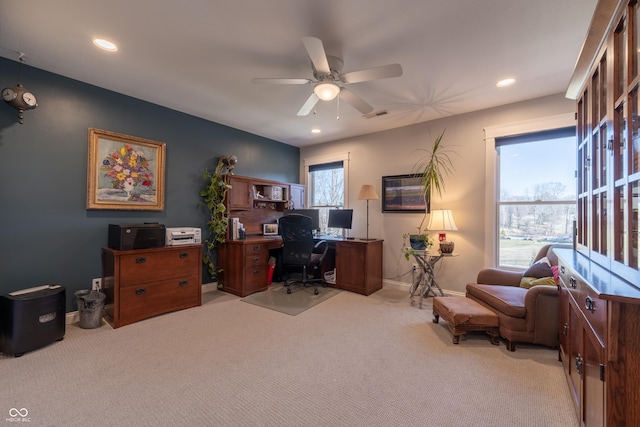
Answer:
358, 184, 379, 240
426, 209, 458, 253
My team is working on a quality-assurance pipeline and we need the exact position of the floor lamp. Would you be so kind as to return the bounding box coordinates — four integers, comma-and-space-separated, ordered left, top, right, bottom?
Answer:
358, 184, 379, 240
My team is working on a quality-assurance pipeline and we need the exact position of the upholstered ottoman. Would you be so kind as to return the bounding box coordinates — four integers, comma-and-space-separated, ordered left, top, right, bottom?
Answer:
432, 296, 499, 345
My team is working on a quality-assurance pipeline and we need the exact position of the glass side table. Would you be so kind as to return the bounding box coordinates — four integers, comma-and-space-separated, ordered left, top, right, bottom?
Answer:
404, 249, 459, 308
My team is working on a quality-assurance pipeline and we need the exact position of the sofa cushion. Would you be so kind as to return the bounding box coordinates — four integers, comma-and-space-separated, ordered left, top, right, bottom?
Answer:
466, 283, 527, 318
523, 257, 553, 278
519, 276, 557, 289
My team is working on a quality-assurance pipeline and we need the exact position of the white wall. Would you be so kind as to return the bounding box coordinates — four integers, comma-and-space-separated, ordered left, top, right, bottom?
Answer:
300, 93, 575, 294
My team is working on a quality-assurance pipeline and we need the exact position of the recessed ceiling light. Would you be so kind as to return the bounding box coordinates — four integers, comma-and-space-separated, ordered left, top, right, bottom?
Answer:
496, 78, 515, 88
311, 128, 322, 134
93, 38, 118, 52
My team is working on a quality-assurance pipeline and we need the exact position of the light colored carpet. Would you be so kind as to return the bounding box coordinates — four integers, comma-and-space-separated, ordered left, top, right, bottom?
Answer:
0, 287, 578, 427
241, 282, 341, 315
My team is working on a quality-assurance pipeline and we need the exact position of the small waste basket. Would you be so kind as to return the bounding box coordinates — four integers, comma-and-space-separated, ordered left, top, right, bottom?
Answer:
75, 290, 106, 329
267, 256, 276, 286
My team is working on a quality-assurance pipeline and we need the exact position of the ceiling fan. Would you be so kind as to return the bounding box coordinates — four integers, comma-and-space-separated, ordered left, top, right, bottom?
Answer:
252, 36, 403, 116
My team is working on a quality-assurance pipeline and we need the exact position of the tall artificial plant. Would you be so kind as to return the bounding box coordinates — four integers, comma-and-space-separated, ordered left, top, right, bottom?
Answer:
405, 129, 455, 254
200, 157, 232, 281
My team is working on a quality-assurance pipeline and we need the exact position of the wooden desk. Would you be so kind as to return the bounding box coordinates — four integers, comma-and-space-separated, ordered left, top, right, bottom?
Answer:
219, 236, 383, 297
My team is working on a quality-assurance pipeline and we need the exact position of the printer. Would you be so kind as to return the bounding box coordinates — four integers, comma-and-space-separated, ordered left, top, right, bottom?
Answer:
165, 227, 202, 246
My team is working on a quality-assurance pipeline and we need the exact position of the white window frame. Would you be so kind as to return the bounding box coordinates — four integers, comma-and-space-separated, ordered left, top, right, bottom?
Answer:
483, 113, 575, 268
303, 152, 350, 208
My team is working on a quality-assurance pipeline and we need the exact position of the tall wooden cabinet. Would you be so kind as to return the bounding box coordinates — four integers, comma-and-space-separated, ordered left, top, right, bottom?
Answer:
565, 1, 640, 424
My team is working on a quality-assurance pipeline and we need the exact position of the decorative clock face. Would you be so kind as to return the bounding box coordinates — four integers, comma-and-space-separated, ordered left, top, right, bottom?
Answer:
22, 92, 37, 107
2, 87, 17, 102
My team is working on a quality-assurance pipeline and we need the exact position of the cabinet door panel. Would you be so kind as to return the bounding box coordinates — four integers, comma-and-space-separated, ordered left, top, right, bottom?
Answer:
583, 329, 605, 427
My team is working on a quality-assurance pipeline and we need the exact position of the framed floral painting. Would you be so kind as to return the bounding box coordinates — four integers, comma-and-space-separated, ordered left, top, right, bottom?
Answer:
86, 128, 166, 210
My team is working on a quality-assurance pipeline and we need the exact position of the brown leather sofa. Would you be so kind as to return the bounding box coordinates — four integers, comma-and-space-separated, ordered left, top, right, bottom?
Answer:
465, 244, 566, 351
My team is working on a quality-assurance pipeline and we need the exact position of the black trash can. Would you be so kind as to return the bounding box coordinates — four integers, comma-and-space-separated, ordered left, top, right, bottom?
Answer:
75, 290, 106, 329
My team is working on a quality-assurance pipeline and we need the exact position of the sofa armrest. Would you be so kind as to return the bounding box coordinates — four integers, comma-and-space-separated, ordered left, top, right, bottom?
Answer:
523, 285, 559, 347
476, 268, 523, 287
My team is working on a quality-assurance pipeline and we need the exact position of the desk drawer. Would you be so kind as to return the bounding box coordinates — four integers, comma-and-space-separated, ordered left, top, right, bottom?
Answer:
245, 252, 268, 267
244, 265, 267, 291
119, 275, 200, 323
244, 243, 267, 256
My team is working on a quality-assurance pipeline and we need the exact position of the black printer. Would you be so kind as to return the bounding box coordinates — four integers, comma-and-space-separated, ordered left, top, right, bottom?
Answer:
108, 223, 166, 250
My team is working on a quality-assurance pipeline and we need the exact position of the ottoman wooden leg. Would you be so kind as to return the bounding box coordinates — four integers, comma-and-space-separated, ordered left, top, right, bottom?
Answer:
452, 334, 461, 344
488, 329, 500, 345
432, 312, 440, 324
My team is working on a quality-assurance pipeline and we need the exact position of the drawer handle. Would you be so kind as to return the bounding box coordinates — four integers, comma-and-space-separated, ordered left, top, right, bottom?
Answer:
179, 252, 188, 258
253, 257, 260, 263
135, 288, 146, 295
253, 269, 260, 275
569, 277, 577, 289
136, 257, 147, 264
575, 354, 583, 376
253, 245, 260, 251
179, 280, 188, 286
585, 296, 596, 313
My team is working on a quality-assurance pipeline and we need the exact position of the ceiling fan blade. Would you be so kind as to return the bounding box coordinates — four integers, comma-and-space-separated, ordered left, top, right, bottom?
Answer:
297, 93, 320, 116
302, 36, 331, 75
252, 78, 312, 85
339, 88, 374, 114
342, 63, 403, 84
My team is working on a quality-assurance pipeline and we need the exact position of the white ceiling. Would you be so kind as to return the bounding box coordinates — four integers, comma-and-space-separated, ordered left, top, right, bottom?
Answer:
0, 0, 596, 147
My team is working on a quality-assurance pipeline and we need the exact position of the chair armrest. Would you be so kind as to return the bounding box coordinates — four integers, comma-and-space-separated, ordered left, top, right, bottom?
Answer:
476, 268, 523, 287
313, 240, 329, 262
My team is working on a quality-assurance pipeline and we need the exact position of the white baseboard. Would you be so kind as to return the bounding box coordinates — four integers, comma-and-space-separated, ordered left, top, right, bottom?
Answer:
66, 282, 220, 325
382, 279, 464, 297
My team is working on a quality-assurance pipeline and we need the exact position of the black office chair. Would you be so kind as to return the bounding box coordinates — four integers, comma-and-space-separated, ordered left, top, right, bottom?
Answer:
279, 214, 329, 295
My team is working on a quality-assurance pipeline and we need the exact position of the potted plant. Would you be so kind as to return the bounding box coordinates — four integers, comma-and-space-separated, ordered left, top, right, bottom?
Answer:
407, 129, 455, 252
200, 156, 235, 283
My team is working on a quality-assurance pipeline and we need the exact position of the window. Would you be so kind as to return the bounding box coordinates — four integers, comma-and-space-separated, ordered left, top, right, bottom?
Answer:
496, 127, 576, 267
304, 153, 349, 235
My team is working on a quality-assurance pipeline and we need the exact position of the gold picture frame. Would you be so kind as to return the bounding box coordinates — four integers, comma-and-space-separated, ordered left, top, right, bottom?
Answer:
87, 128, 166, 210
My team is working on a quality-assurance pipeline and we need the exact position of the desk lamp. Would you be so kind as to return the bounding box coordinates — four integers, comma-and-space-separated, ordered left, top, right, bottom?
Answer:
358, 184, 379, 240
426, 209, 458, 253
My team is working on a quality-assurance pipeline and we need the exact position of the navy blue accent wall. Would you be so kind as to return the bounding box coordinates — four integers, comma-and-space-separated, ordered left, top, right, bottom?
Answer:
0, 57, 299, 311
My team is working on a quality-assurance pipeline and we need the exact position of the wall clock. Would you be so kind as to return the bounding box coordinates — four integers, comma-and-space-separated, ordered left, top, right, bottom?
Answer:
2, 83, 37, 124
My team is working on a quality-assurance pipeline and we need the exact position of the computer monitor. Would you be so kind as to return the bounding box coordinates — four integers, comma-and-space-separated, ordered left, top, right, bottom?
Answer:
282, 209, 320, 231
328, 209, 353, 230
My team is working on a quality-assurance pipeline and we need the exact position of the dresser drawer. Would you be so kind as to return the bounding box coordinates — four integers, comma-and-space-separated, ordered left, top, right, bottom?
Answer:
119, 275, 200, 323
118, 248, 199, 286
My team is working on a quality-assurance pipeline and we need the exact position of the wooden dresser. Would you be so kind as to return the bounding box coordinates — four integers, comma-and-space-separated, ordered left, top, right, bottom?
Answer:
102, 245, 202, 328
556, 249, 640, 426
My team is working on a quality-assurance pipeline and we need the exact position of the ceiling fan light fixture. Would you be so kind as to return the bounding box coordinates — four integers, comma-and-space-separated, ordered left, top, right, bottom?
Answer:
314, 82, 340, 101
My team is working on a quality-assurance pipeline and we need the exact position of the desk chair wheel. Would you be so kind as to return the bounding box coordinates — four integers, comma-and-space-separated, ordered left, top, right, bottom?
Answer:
287, 288, 292, 294
314, 289, 319, 295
